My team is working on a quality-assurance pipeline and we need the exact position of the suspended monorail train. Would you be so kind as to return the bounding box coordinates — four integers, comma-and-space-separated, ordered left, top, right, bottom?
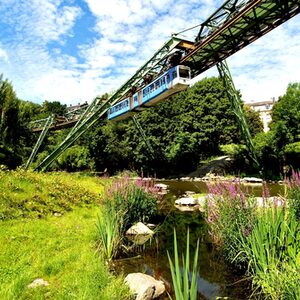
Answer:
107, 65, 191, 121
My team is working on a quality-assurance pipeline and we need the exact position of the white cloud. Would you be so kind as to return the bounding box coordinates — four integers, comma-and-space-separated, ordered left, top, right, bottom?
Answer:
0, 0, 299, 107
0, 47, 9, 63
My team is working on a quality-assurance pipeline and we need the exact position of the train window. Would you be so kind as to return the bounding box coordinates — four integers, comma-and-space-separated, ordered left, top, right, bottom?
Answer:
155, 81, 160, 89
161, 77, 165, 85
150, 84, 154, 92
134, 95, 138, 102
166, 74, 170, 83
172, 70, 177, 79
179, 68, 190, 79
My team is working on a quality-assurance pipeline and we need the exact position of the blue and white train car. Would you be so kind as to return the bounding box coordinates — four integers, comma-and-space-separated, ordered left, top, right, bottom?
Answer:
107, 65, 191, 121
107, 97, 132, 121
141, 65, 191, 107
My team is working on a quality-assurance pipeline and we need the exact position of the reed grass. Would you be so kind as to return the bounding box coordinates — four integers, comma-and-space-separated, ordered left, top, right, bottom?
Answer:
96, 201, 124, 261
167, 229, 199, 300
205, 179, 300, 299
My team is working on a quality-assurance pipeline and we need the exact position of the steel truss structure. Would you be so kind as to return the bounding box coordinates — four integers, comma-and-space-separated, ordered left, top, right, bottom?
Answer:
217, 60, 259, 166
182, 0, 300, 76
30, 0, 299, 171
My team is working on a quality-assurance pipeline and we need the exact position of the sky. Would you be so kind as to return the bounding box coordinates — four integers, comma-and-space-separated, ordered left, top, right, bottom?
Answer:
0, 0, 299, 106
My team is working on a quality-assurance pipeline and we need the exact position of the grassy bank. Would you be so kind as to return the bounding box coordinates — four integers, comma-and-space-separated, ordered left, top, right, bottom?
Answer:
0, 171, 130, 299
0, 170, 104, 220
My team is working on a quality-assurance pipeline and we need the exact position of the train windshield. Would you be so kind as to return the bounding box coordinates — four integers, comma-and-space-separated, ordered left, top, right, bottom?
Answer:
179, 67, 190, 79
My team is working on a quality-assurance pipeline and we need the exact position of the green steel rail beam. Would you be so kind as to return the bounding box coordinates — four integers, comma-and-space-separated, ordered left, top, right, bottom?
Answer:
35, 37, 184, 171
132, 115, 155, 158
217, 60, 259, 167
25, 115, 54, 169
181, 0, 300, 76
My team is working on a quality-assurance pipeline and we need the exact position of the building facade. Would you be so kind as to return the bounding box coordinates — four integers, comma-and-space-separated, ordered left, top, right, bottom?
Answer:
245, 98, 276, 132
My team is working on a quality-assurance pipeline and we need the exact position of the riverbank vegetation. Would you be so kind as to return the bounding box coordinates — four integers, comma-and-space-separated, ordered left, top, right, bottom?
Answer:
205, 174, 300, 299
97, 176, 160, 261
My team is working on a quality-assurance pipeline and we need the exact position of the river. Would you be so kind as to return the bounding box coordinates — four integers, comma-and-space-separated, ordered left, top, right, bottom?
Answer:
115, 180, 284, 299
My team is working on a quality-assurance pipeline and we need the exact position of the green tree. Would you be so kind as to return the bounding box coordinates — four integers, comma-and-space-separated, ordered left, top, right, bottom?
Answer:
88, 77, 260, 176
41, 100, 67, 116
0, 75, 26, 167
243, 104, 263, 136
270, 83, 300, 169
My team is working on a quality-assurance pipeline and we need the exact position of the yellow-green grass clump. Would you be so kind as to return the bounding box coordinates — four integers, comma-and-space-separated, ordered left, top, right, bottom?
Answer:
0, 170, 104, 220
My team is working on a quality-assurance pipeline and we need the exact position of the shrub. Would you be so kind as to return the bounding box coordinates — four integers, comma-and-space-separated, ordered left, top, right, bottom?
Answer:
286, 170, 300, 220
237, 206, 300, 299
104, 176, 159, 231
284, 142, 300, 169
205, 180, 257, 266
205, 179, 300, 299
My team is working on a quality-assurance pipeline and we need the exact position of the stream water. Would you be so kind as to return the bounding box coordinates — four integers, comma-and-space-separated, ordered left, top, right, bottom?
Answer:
115, 180, 284, 299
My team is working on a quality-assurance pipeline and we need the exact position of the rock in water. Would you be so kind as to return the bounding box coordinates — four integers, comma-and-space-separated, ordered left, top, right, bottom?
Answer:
126, 222, 154, 236
125, 273, 165, 300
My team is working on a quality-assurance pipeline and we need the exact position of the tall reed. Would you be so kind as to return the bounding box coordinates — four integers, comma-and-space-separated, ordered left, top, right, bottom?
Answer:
96, 201, 124, 261
206, 180, 257, 265
235, 206, 300, 298
286, 170, 300, 220
167, 229, 199, 300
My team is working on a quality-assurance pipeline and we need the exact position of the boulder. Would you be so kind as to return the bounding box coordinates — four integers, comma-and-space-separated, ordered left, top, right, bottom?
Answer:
154, 183, 169, 190
175, 205, 199, 212
126, 222, 154, 245
175, 197, 198, 206
242, 177, 263, 184
183, 191, 196, 197
180, 177, 191, 181
28, 278, 49, 288
126, 222, 154, 236
125, 273, 165, 300
197, 196, 207, 212
256, 196, 284, 207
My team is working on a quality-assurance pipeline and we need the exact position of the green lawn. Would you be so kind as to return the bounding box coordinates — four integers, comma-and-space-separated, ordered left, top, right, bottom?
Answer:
0, 207, 130, 299
0, 171, 130, 299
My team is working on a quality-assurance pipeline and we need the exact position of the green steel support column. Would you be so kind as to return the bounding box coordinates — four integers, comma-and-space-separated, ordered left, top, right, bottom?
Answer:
217, 60, 259, 168
25, 115, 54, 169
132, 115, 155, 158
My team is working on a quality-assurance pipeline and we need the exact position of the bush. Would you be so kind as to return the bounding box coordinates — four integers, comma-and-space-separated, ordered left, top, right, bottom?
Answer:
96, 200, 124, 261
104, 176, 159, 231
284, 142, 300, 170
205, 180, 257, 266
286, 170, 300, 221
238, 207, 300, 299
205, 179, 300, 299
219, 143, 246, 157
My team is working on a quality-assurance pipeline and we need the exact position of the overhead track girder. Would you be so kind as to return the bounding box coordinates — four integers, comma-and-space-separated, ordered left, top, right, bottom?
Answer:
181, 0, 300, 75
